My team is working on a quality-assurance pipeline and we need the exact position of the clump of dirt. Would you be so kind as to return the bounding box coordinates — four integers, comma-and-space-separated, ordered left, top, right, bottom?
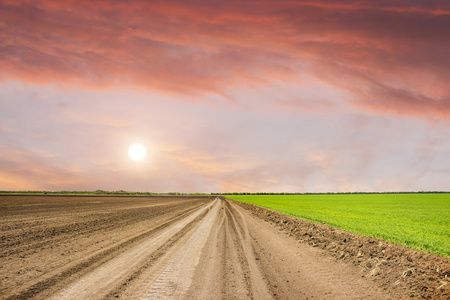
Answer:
232, 200, 450, 299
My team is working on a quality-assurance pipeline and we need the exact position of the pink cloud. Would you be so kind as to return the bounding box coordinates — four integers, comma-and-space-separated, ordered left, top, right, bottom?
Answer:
1, 0, 449, 118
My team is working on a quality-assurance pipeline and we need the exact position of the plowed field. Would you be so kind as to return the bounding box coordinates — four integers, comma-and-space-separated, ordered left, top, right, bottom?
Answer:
1, 195, 448, 299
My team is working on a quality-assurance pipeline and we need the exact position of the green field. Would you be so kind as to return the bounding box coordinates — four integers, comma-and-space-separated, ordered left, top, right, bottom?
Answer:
226, 194, 450, 257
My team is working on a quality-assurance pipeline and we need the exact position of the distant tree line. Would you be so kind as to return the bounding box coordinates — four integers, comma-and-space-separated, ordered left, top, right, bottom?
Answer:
1, 190, 448, 196
216, 191, 450, 195
0, 190, 214, 196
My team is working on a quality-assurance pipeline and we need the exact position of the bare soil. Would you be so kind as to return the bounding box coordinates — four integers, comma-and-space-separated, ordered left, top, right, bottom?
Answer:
1, 195, 448, 299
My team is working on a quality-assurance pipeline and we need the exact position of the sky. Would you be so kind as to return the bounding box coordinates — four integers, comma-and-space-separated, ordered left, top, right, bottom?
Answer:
1, 0, 449, 193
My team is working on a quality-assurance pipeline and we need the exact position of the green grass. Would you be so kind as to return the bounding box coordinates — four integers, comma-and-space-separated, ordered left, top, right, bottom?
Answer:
226, 194, 450, 257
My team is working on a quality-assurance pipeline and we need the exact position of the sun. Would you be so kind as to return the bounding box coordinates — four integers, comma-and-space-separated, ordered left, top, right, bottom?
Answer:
128, 143, 147, 162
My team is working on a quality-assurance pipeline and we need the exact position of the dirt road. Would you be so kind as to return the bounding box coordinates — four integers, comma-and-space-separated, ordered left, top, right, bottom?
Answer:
2, 195, 409, 299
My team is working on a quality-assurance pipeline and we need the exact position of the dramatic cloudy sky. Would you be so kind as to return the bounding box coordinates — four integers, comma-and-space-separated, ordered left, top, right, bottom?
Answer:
1, 0, 449, 192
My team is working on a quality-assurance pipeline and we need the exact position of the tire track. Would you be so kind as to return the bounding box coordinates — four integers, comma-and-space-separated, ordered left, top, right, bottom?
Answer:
225, 202, 272, 299
144, 199, 221, 299
122, 198, 272, 299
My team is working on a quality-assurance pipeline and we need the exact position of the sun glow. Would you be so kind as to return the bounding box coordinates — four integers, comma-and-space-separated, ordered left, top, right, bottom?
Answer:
128, 143, 147, 162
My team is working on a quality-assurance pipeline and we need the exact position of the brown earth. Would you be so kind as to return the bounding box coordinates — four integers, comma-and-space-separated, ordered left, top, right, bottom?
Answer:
0, 195, 448, 299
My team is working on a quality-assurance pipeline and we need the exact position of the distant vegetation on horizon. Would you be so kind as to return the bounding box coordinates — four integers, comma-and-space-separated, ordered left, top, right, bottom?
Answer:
1, 190, 449, 196
0, 190, 209, 196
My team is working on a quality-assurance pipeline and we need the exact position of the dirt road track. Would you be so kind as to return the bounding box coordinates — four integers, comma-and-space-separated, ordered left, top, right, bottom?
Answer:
3, 195, 447, 299
2, 196, 402, 299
